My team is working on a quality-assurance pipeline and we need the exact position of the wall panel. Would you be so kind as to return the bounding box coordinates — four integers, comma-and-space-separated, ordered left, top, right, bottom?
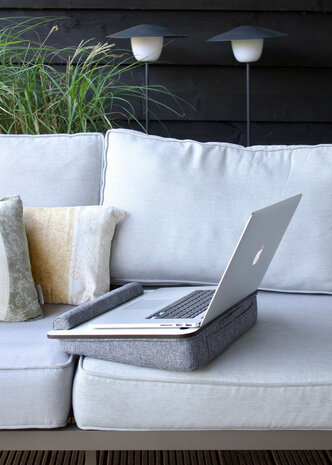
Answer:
2, 1, 332, 12
0, 2, 331, 144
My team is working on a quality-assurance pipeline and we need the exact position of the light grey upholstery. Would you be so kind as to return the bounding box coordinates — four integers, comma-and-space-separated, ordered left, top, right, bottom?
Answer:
73, 291, 332, 430
104, 129, 332, 294
0, 132, 104, 429
0, 133, 104, 207
0, 304, 76, 429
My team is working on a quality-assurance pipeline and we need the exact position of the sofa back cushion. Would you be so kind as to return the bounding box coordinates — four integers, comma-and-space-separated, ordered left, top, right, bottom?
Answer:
103, 128, 332, 294
0, 133, 104, 206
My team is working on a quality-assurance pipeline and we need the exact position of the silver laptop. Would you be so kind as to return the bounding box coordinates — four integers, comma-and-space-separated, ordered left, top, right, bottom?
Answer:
48, 194, 301, 338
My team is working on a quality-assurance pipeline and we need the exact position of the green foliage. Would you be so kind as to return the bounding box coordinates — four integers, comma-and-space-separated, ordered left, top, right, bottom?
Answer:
0, 17, 183, 134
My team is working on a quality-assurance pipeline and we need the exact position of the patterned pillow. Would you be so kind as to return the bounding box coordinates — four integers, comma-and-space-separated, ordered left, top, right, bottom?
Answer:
0, 195, 42, 321
23, 205, 126, 305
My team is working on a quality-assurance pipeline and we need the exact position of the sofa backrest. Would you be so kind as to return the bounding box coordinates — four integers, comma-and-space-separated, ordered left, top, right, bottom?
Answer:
103, 128, 332, 294
2, 129, 332, 295
0, 133, 104, 206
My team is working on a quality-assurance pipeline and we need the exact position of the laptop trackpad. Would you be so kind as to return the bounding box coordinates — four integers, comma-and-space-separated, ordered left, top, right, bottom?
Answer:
125, 299, 170, 310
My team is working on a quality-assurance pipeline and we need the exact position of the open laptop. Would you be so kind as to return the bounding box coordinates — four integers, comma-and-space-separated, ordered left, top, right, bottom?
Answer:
48, 194, 301, 339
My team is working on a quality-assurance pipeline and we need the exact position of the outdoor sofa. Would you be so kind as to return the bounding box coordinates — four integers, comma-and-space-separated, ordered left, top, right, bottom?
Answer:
0, 130, 331, 465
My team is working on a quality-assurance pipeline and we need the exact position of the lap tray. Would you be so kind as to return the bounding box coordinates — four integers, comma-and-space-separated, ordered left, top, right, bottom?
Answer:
49, 285, 257, 371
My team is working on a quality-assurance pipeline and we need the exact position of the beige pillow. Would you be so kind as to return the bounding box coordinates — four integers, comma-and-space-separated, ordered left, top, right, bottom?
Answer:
23, 205, 125, 304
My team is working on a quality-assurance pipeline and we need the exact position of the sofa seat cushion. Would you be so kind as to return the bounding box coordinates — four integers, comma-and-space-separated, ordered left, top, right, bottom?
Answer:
73, 291, 332, 430
0, 304, 75, 429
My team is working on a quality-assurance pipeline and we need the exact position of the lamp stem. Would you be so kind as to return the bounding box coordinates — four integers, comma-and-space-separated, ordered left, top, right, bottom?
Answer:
246, 62, 250, 146
145, 62, 149, 134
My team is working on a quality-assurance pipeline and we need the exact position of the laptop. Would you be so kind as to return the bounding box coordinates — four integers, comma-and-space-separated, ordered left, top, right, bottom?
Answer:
48, 194, 301, 339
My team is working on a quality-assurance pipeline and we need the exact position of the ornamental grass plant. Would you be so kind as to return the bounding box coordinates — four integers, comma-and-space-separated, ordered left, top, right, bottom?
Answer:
0, 17, 183, 134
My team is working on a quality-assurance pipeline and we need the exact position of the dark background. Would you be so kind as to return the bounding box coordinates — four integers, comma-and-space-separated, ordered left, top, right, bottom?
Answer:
1, 1, 332, 145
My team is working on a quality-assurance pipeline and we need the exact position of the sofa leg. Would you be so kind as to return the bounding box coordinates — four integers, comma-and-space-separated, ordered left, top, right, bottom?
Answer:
85, 450, 97, 465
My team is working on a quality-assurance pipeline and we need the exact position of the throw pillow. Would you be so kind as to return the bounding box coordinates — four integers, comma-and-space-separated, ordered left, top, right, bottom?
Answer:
0, 195, 42, 321
23, 205, 126, 305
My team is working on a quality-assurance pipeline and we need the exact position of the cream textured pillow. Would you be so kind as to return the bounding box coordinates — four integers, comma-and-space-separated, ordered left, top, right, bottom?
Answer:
0, 195, 42, 321
23, 206, 125, 304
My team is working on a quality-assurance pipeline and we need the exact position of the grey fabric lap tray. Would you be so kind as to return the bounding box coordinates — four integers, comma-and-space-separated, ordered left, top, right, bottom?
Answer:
54, 285, 257, 371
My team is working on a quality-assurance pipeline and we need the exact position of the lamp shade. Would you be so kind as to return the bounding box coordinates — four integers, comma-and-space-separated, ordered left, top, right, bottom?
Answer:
108, 24, 187, 62
207, 25, 287, 42
108, 24, 187, 39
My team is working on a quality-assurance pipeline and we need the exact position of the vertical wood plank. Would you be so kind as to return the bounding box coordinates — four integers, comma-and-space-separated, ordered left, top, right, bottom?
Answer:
40, 451, 51, 465
325, 451, 332, 464
0, 452, 9, 465
273, 450, 291, 465
11, 451, 23, 465
248, 450, 275, 465
162, 451, 168, 465
58, 451, 65, 465
119, 451, 126, 465
70, 451, 79, 465
62, 451, 70, 465
194, 451, 204, 465
49, 451, 59, 465
126, 451, 135, 465
34, 452, 44, 465
114, 451, 121, 465
167, 451, 176, 465
210, 451, 221, 465
189, 451, 199, 465
141, 450, 149, 465
155, 450, 162, 465
175, 451, 184, 465
106, 450, 113, 465
135, 451, 142, 465
147, 451, 155, 465
27, 451, 38, 465
98, 451, 105, 465
219, 451, 242, 465
4, 452, 16, 465
292, 450, 313, 464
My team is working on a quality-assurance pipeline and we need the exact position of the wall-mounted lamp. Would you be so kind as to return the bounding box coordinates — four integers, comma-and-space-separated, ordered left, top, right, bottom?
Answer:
108, 24, 187, 133
208, 25, 287, 146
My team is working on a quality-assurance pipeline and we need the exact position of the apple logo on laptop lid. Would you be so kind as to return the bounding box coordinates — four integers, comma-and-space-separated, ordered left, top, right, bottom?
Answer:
252, 245, 264, 266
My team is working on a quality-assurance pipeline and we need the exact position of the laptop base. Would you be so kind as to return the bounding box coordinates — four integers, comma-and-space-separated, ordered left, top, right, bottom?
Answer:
59, 292, 257, 371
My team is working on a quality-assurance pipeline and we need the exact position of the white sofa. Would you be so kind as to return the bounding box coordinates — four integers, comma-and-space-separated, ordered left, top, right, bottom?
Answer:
0, 131, 331, 465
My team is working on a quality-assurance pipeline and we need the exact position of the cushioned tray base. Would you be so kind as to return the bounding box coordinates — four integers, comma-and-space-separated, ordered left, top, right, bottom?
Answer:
60, 292, 257, 371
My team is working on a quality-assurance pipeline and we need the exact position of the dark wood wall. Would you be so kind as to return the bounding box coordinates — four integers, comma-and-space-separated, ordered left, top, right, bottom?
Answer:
1, 1, 332, 145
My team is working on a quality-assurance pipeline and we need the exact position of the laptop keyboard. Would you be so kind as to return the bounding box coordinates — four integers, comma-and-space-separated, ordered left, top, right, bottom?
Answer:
146, 290, 215, 320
